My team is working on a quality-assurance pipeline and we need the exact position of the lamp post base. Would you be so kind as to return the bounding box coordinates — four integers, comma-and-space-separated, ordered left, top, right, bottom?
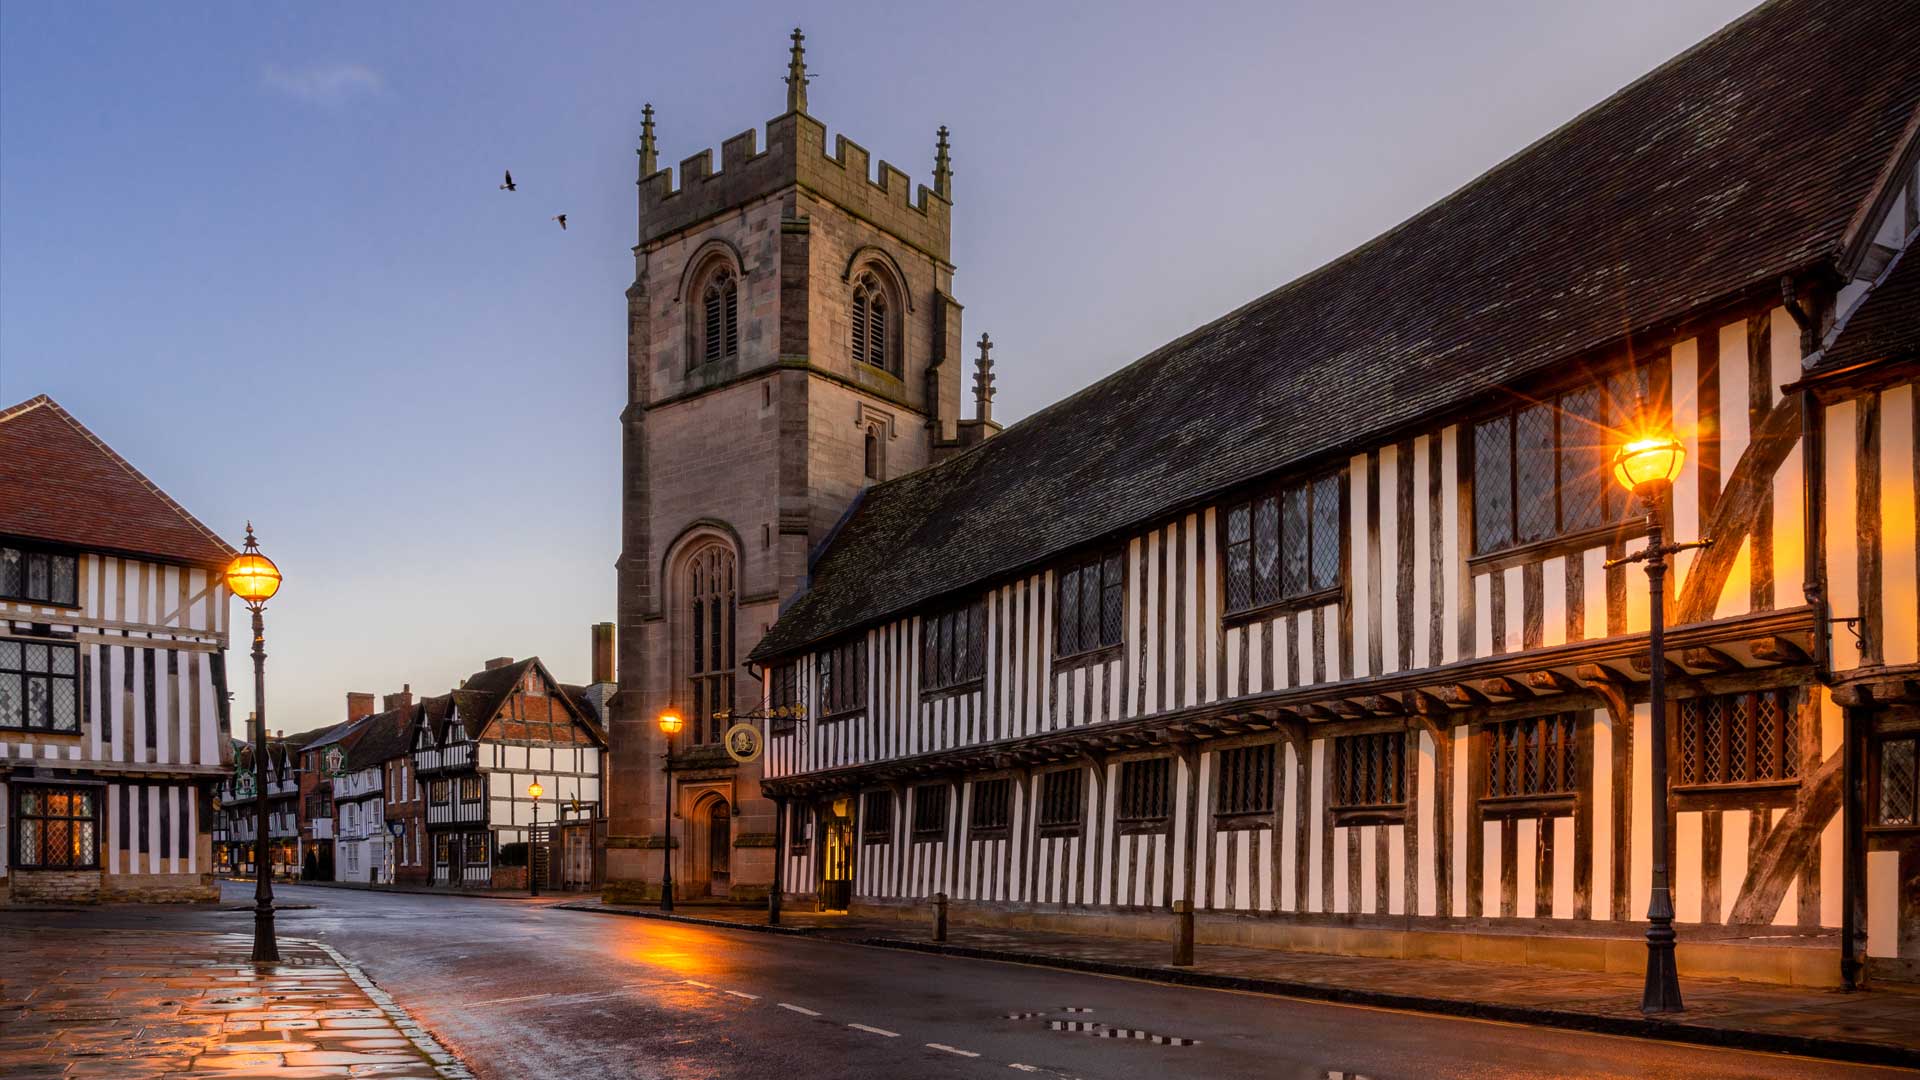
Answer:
251, 903, 279, 964
1641, 914, 1684, 1013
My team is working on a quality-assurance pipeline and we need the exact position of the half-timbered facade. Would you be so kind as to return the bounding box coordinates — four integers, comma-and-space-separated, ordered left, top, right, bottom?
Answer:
214, 733, 298, 879
333, 704, 411, 885
0, 395, 237, 904
750, 0, 1920, 988
413, 658, 606, 889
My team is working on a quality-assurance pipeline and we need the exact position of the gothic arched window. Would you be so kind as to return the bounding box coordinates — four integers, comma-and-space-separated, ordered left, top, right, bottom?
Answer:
851, 272, 890, 372
698, 266, 739, 366
685, 543, 737, 743
864, 425, 883, 481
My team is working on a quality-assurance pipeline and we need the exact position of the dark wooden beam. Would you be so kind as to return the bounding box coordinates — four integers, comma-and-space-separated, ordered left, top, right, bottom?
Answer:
1477, 676, 1528, 700
1675, 394, 1804, 623
1680, 646, 1742, 673
1750, 635, 1810, 664
1525, 670, 1578, 693
1438, 683, 1490, 709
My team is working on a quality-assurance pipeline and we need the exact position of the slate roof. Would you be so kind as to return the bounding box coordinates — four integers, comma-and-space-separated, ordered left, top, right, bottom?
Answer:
0, 396, 235, 570
346, 708, 414, 771
1820, 244, 1920, 369
753, 0, 1920, 662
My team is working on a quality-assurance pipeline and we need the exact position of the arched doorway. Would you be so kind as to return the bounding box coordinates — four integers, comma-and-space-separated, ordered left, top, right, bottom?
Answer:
707, 800, 731, 897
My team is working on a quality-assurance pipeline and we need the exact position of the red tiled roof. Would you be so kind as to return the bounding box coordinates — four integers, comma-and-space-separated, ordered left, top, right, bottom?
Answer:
0, 395, 236, 570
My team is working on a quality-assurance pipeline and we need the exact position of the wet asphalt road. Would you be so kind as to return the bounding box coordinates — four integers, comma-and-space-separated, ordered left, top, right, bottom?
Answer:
4, 882, 1906, 1080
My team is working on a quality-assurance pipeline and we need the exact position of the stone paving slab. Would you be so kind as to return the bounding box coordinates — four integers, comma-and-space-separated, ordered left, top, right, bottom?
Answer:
0, 927, 472, 1078
564, 898, 1920, 1069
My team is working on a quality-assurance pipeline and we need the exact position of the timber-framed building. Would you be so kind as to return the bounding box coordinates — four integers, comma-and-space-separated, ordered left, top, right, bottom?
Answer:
747, 0, 1920, 987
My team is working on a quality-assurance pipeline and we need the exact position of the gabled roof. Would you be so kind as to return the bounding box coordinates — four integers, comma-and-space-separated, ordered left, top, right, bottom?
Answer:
0, 395, 235, 570
1820, 243, 1920, 370
346, 708, 414, 771
753, 0, 1920, 661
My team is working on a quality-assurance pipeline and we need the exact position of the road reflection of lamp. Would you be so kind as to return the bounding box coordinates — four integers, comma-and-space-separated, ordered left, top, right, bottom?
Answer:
528, 781, 544, 897
225, 524, 283, 964
1607, 432, 1707, 1014
658, 710, 683, 912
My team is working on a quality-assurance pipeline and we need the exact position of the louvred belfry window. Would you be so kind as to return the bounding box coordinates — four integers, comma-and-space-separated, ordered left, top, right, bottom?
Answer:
699, 267, 739, 365
851, 272, 891, 372
1473, 369, 1651, 555
1678, 689, 1798, 787
687, 544, 737, 743
1225, 473, 1343, 614
1056, 552, 1123, 659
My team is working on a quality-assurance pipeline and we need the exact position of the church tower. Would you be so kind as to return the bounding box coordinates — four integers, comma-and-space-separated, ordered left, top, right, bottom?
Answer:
604, 30, 981, 902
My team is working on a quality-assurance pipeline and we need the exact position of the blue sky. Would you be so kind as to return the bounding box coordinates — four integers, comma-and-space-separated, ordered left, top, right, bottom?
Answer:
0, 1, 1757, 736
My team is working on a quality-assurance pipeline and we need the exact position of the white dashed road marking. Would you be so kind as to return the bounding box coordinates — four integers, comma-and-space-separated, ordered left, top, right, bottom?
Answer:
848, 1023, 900, 1037
1008, 1067, 1042, 1074
778, 1003, 822, 1016
927, 1043, 980, 1058
682, 980, 714, 989
724, 990, 760, 1000
464, 992, 554, 1007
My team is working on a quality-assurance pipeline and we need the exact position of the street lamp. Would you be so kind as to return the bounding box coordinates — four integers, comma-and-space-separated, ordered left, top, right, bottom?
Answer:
527, 780, 543, 897
1607, 433, 1708, 1014
225, 523, 283, 964
658, 709, 683, 912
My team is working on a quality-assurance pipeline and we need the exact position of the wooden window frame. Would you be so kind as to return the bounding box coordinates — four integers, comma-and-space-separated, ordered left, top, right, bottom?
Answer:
1220, 471, 1345, 623
430, 780, 450, 806
816, 637, 868, 719
1481, 713, 1580, 808
10, 783, 100, 869
0, 634, 81, 734
1116, 757, 1173, 834
0, 544, 81, 608
463, 831, 489, 866
767, 663, 801, 734
1673, 688, 1800, 792
1330, 732, 1407, 823
458, 776, 484, 803
1213, 744, 1275, 827
968, 777, 1012, 838
434, 833, 451, 865
860, 789, 893, 843
788, 802, 812, 854
921, 599, 986, 695
1036, 767, 1085, 838
1869, 731, 1920, 832
911, 784, 949, 842
1054, 550, 1125, 664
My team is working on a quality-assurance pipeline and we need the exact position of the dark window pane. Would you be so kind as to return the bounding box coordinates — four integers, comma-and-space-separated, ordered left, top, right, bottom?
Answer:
1080, 561, 1100, 651
50, 557, 77, 607
1226, 536, 1250, 613
0, 549, 20, 597
1058, 569, 1079, 655
1282, 486, 1309, 597
0, 673, 21, 727
1100, 561, 1123, 648
1311, 475, 1342, 592
1515, 404, 1556, 542
1253, 496, 1281, 606
26, 554, 49, 601
1881, 738, 1916, 826
1474, 416, 1513, 553
1558, 387, 1605, 532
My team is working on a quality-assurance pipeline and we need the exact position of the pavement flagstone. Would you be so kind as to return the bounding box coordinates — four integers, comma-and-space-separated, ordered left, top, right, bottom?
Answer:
0, 926, 471, 1079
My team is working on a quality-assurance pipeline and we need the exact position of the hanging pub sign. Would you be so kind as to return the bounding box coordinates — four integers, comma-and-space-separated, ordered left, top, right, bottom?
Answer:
723, 722, 764, 764
235, 769, 256, 801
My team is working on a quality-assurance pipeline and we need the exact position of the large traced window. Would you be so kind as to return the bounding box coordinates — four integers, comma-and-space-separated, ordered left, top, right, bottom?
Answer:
686, 544, 737, 743
1038, 768, 1084, 832
697, 266, 739, 366
969, 778, 1012, 835
13, 785, 97, 868
0, 637, 80, 733
1056, 552, 1123, 659
912, 785, 949, 840
1473, 371, 1649, 555
922, 600, 985, 692
1677, 689, 1798, 787
1118, 757, 1173, 825
0, 545, 79, 607
1214, 745, 1275, 817
1224, 474, 1342, 614
1875, 736, 1917, 827
1485, 714, 1578, 799
1333, 732, 1405, 809
817, 637, 868, 716
861, 790, 893, 842
851, 272, 891, 372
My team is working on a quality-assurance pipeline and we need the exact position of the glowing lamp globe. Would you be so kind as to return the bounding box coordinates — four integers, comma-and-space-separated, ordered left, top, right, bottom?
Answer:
1612, 436, 1686, 495
658, 710, 684, 737
528, 781, 543, 800
225, 524, 282, 605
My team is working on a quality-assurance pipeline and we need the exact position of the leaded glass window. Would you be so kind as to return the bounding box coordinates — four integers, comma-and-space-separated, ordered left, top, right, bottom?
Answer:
1055, 552, 1123, 658
1472, 372, 1647, 555
912, 785, 949, 839
1225, 473, 1342, 614
0, 637, 80, 733
1333, 732, 1406, 808
0, 546, 79, 607
817, 637, 868, 716
1677, 689, 1798, 787
969, 778, 1012, 833
686, 544, 737, 742
922, 600, 985, 691
1485, 714, 1579, 798
861, 790, 894, 842
1038, 768, 1084, 831
14, 786, 98, 868
1118, 758, 1173, 823
1214, 745, 1275, 816
1877, 737, 1917, 827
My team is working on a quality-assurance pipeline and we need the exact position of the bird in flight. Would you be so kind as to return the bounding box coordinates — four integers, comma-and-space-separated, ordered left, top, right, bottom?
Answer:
500, 170, 516, 192
553, 214, 568, 230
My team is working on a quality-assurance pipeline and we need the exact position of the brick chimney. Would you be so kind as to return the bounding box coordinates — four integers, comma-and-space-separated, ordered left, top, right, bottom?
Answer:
383, 683, 413, 715
591, 623, 616, 685
346, 692, 376, 723
484, 657, 515, 671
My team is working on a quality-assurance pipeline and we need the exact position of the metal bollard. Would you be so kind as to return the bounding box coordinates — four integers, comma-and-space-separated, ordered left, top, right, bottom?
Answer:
933, 892, 949, 942
1172, 899, 1194, 966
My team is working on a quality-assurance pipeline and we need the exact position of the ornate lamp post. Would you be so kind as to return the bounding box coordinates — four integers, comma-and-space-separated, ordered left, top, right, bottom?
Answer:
225, 524, 283, 964
1607, 435, 1708, 1014
527, 780, 544, 897
657, 709, 683, 912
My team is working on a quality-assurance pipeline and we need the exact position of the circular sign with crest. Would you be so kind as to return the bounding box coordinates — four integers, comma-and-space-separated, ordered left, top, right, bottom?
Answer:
723, 722, 764, 764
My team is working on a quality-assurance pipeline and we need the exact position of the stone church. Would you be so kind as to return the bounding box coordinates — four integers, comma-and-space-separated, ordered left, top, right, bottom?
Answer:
604, 30, 1000, 902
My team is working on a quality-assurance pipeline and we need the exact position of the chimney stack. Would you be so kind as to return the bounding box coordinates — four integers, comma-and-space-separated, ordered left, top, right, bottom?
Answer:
484, 656, 515, 671
383, 683, 414, 715
591, 622, 616, 685
346, 692, 377, 723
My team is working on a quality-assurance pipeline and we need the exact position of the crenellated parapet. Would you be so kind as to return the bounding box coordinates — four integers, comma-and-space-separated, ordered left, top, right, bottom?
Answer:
638, 110, 952, 258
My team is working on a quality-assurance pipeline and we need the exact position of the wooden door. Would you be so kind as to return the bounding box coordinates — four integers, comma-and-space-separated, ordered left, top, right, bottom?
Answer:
708, 800, 731, 896
820, 801, 854, 911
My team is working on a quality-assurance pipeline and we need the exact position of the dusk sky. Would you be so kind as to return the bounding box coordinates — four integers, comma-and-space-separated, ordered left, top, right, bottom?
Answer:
0, 0, 1757, 737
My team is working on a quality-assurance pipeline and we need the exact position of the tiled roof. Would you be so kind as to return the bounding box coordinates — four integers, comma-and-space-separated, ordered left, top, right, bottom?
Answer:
1820, 245, 1920, 369
0, 395, 235, 570
753, 0, 1920, 661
